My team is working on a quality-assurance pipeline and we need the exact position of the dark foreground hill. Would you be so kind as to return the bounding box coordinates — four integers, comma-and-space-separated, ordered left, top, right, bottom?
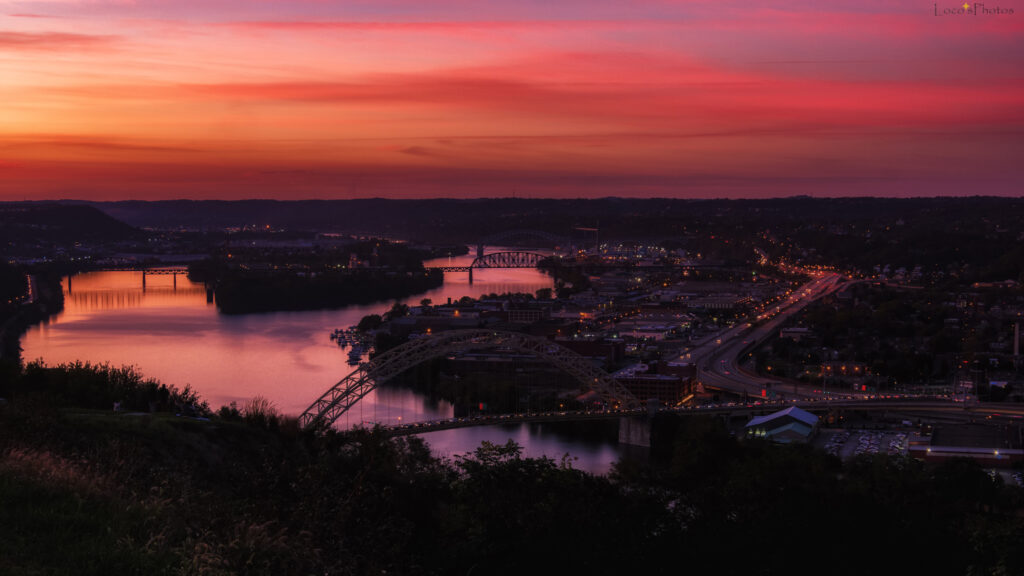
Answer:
2, 361, 1024, 575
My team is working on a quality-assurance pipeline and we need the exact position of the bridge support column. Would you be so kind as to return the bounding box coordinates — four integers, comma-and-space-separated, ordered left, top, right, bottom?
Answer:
173, 273, 177, 290
618, 416, 651, 448
468, 267, 473, 284
141, 272, 146, 292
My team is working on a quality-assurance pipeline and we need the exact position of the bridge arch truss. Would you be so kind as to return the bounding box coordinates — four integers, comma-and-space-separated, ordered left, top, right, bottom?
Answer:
477, 229, 571, 258
480, 229, 569, 247
300, 329, 639, 429
470, 251, 546, 269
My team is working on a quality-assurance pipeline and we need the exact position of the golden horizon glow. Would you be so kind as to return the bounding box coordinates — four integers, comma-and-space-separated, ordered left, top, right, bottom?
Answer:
1, 1, 1022, 199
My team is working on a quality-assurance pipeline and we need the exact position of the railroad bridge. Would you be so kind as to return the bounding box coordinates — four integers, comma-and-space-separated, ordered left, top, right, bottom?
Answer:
429, 251, 548, 282
87, 267, 189, 291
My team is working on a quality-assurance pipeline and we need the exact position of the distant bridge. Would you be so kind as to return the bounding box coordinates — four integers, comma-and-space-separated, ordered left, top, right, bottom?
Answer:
93, 267, 186, 275
431, 251, 547, 272
473, 251, 546, 269
300, 329, 640, 430
77, 267, 192, 292
428, 251, 549, 281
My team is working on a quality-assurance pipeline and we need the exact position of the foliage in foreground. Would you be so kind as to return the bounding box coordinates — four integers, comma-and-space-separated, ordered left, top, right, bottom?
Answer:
5, 360, 208, 415
1, 364, 1023, 575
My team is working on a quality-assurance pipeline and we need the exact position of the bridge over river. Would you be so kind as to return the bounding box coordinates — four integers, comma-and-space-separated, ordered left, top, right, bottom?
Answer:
427, 251, 548, 282
299, 329, 641, 430
299, 325, 1019, 445
379, 397, 1023, 437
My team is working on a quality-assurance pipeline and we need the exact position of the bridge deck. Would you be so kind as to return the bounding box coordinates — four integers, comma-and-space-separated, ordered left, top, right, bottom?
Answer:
368, 396, 1014, 436
94, 267, 187, 274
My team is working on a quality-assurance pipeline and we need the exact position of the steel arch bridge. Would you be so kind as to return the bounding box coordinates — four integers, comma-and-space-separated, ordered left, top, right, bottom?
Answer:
480, 229, 569, 246
299, 329, 639, 429
477, 229, 570, 257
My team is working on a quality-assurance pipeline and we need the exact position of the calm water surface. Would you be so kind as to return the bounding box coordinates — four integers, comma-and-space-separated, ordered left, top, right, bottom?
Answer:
22, 250, 623, 474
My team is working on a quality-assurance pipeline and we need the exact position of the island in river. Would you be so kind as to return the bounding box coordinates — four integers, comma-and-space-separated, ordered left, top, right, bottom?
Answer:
187, 238, 447, 314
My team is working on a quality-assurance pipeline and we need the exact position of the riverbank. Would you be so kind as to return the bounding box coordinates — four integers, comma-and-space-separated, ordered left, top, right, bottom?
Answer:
0, 269, 64, 367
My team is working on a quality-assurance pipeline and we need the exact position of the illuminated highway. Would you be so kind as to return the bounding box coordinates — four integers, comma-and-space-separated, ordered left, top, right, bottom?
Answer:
683, 272, 845, 400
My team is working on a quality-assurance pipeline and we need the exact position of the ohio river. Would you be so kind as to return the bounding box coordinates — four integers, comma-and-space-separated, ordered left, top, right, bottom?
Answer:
22, 250, 623, 474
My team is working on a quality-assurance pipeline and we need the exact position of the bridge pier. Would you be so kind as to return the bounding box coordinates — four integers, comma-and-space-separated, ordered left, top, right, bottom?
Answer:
468, 267, 473, 284
618, 416, 651, 448
141, 272, 146, 291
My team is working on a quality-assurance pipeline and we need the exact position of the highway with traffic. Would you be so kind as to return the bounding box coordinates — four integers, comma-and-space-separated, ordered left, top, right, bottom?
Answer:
679, 272, 845, 401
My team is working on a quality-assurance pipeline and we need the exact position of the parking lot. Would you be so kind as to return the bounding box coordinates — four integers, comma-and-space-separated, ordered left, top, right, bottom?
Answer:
817, 429, 909, 460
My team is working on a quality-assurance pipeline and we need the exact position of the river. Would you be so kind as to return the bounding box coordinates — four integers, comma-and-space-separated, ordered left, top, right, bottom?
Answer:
21, 249, 624, 474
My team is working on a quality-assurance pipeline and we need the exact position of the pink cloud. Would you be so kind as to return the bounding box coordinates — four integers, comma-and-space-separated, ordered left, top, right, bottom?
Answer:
0, 134, 199, 154
0, 31, 117, 51
28, 47, 1023, 147
3, 1, 1022, 200
222, 19, 598, 32
160, 56, 1022, 132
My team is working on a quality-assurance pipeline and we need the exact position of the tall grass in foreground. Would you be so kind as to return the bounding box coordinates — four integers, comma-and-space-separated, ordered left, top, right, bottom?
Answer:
8, 360, 208, 415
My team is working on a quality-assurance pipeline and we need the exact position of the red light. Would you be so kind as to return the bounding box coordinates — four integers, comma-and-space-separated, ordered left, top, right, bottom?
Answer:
761, 389, 766, 397
861, 385, 867, 392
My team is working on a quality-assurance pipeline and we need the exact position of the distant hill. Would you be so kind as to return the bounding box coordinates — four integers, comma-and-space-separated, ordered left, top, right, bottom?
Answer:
67, 197, 1024, 283
0, 203, 141, 246
85, 198, 548, 238
80, 196, 1024, 244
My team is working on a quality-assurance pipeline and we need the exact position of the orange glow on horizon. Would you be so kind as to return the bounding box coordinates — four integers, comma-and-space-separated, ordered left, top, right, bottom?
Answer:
1, 1, 1022, 199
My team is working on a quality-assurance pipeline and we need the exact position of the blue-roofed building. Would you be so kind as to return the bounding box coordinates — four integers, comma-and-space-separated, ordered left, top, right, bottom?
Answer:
745, 406, 819, 444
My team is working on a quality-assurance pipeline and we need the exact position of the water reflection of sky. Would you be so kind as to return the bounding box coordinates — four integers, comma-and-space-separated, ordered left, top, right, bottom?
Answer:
21, 255, 624, 474
421, 423, 622, 476
23, 252, 554, 417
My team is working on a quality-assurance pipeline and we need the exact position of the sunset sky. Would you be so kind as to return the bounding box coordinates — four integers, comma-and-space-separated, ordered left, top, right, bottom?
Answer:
1, 0, 1022, 200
